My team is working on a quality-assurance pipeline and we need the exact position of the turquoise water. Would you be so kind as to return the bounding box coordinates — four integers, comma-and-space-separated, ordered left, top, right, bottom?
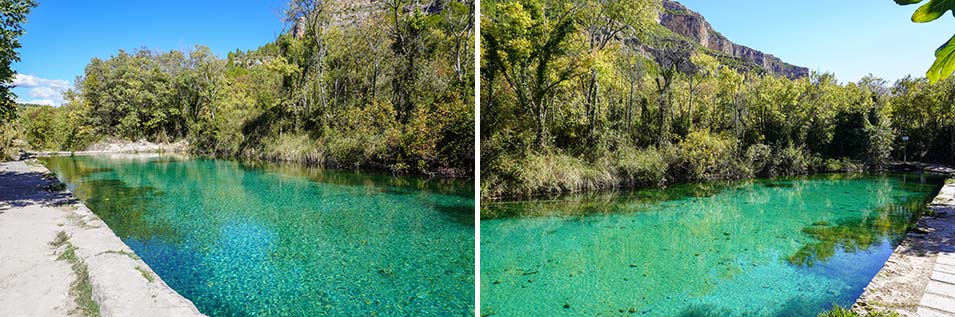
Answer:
41, 155, 474, 316
481, 174, 942, 316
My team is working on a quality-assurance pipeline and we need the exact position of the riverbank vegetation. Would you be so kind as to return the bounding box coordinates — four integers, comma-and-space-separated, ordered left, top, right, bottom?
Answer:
4, 0, 475, 176
481, 0, 955, 199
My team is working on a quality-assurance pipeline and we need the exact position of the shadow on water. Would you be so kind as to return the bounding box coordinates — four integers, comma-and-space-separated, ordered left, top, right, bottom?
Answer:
45, 155, 475, 225
431, 201, 475, 225
483, 180, 746, 219
45, 156, 114, 179
245, 159, 475, 225
485, 173, 941, 221
241, 159, 474, 199
40, 156, 180, 242
675, 304, 736, 317
72, 179, 180, 243
787, 178, 941, 268
763, 182, 794, 188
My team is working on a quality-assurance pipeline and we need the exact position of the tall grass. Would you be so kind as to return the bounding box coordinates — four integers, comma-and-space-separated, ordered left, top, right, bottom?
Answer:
515, 152, 614, 196
483, 146, 670, 199
483, 131, 848, 200
258, 133, 325, 164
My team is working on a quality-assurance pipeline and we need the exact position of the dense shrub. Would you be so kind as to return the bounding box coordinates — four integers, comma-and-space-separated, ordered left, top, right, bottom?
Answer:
481, 152, 522, 199
672, 131, 745, 181
514, 152, 613, 196
20, 106, 68, 151
0, 123, 21, 160
745, 143, 773, 177
261, 133, 325, 164
822, 158, 865, 173
326, 131, 388, 169
614, 146, 668, 186
769, 145, 814, 176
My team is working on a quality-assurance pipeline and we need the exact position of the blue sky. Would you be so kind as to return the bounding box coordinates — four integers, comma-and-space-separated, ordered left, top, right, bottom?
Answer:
678, 0, 955, 84
13, 1, 955, 105
13, 0, 287, 105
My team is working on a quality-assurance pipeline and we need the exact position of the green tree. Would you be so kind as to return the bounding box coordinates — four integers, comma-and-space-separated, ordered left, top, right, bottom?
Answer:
0, 0, 36, 122
482, 0, 585, 147
578, 0, 660, 139
22, 0, 474, 175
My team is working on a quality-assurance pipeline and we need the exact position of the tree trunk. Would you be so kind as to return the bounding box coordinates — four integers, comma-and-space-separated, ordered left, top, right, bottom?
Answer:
658, 90, 667, 144
627, 79, 634, 133
535, 98, 547, 148
688, 77, 695, 132
590, 69, 599, 139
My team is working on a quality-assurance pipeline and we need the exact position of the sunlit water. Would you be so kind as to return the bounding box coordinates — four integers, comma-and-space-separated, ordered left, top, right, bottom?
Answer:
42, 155, 474, 316
481, 174, 942, 316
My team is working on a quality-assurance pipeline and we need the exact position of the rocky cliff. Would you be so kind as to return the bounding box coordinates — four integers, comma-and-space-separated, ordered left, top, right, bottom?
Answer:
291, 0, 447, 37
657, 0, 808, 79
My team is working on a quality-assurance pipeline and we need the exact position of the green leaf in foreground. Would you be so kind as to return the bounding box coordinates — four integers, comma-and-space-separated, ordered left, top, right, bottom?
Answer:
911, 0, 955, 22
927, 33, 955, 83
895, 0, 923, 4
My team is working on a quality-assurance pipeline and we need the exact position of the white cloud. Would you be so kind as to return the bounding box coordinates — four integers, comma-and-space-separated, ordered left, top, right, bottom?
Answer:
30, 86, 59, 99
19, 99, 57, 106
13, 74, 71, 106
13, 74, 70, 90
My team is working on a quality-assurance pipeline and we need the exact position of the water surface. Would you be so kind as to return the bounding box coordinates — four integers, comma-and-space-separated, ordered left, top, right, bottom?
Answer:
42, 155, 474, 316
481, 174, 941, 316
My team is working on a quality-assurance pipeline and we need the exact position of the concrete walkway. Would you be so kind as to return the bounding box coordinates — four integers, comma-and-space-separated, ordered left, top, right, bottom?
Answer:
920, 251, 955, 316
917, 183, 955, 316
0, 160, 203, 316
0, 161, 75, 316
856, 181, 955, 316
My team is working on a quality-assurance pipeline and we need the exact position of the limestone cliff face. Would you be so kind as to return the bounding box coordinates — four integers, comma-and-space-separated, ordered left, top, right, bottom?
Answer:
658, 0, 809, 79
291, 0, 447, 38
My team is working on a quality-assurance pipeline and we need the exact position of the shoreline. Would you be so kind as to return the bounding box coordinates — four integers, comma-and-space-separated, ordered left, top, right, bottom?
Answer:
0, 159, 204, 316
481, 169, 953, 213
19, 137, 474, 179
853, 180, 955, 316
28, 150, 474, 180
482, 162, 955, 204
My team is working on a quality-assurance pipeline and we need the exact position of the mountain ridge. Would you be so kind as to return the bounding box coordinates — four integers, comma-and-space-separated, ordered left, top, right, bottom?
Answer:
656, 0, 809, 79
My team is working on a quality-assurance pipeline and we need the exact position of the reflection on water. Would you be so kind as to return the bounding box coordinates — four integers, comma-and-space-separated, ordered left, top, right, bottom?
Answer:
481, 174, 941, 316
42, 155, 475, 316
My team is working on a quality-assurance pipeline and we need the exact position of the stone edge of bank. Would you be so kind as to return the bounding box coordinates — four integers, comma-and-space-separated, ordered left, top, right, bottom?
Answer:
29, 160, 205, 316
853, 180, 955, 316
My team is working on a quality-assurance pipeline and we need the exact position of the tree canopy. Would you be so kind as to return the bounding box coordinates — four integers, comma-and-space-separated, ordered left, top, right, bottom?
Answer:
482, 0, 955, 198
0, 0, 36, 122
9, 0, 475, 176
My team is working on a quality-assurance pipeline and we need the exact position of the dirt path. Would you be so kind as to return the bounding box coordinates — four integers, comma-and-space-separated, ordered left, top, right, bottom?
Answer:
854, 181, 955, 316
0, 160, 203, 316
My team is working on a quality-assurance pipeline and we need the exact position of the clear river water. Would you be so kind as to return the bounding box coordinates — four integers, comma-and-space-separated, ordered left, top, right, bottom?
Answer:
481, 173, 942, 316
41, 154, 475, 316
